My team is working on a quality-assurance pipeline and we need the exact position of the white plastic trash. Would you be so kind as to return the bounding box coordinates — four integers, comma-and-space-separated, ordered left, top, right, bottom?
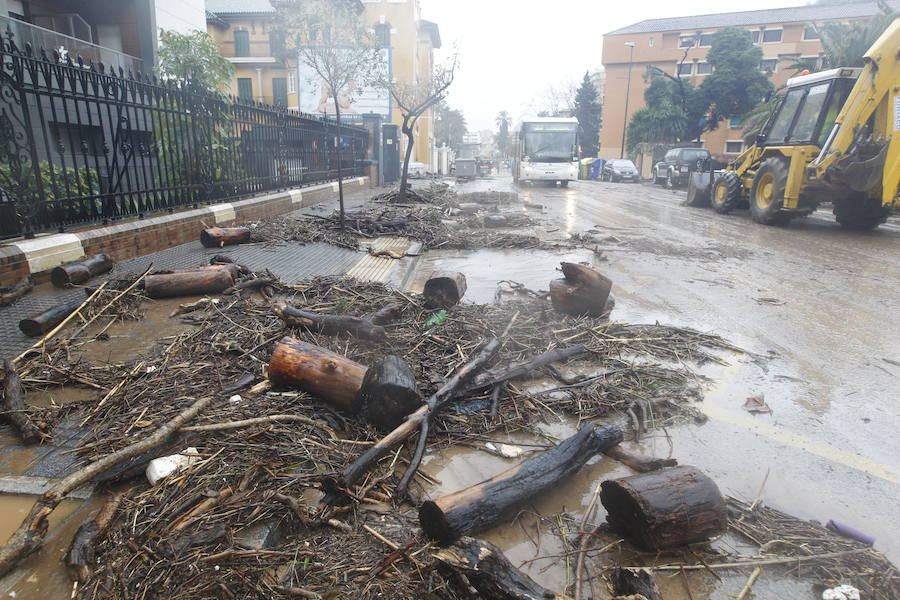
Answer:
145, 447, 200, 485
822, 585, 860, 600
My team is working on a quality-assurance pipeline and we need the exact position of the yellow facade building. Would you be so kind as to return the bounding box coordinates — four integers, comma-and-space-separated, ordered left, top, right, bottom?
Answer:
206, 0, 440, 170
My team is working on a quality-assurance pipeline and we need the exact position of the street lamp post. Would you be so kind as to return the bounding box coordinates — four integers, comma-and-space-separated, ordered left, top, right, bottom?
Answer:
620, 41, 635, 159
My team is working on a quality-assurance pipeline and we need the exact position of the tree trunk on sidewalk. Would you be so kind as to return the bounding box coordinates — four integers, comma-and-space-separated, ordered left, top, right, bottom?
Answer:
144, 269, 235, 299
199, 227, 251, 248
50, 254, 113, 287
397, 113, 416, 204
334, 97, 346, 230
18, 299, 85, 337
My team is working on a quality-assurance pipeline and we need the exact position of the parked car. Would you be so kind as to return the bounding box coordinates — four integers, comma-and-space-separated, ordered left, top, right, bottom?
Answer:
653, 147, 711, 188
600, 159, 640, 182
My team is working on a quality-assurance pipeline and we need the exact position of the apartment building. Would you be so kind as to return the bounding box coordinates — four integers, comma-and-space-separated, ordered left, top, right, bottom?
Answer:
205, 0, 441, 170
600, 1, 900, 170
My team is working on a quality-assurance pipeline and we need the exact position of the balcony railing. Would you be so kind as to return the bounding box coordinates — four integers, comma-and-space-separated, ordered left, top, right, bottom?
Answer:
1, 14, 142, 72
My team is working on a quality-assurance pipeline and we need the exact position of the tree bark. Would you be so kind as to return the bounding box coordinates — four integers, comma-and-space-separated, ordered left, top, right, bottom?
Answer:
600, 465, 727, 550
2, 360, 43, 444
272, 301, 387, 342
610, 567, 663, 600
398, 113, 416, 204
423, 271, 468, 309
419, 423, 623, 544
549, 262, 613, 317
0, 279, 33, 306
173, 263, 243, 280
66, 491, 125, 582
603, 445, 677, 473
50, 253, 113, 288
18, 299, 85, 337
356, 355, 422, 431
0, 396, 214, 579
466, 345, 588, 392
199, 227, 251, 248
267, 337, 367, 413
144, 268, 235, 299
434, 537, 572, 600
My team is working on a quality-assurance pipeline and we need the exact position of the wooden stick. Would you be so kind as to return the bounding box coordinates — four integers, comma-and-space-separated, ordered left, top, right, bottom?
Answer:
65, 490, 125, 582
635, 548, 871, 571
181, 414, 336, 438
0, 396, 214, 578
735, 566, 761, 600
68, 266, 151, 340
272, 301, 387, 342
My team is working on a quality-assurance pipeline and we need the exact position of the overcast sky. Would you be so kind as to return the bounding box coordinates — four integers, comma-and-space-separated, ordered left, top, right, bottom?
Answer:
420, 0, 807, 132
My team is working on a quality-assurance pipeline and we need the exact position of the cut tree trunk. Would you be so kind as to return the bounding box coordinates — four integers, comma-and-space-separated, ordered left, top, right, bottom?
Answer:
600, 465, 727, 550
267, 337, 367, 413
18, 299, 84, 337
200, 226, 251, 248
610, 567, 663, 600
272, 301, 387, 342
66, 491, 125, 582
549, 262, 612, 317
603, 445, 678, 473
356, 355, 422, 431
1, 360, 43, 445
50, 253, 113, 288
144, 268, 235, 299
0, 279, 33, 307
419, 423, 623, 544
169, 263, 243, 280
423, 271, 467, 309
434, 537, 572, 600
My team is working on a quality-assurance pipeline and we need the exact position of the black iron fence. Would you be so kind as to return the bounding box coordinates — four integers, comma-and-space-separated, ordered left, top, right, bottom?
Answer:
0, 27, 369, 238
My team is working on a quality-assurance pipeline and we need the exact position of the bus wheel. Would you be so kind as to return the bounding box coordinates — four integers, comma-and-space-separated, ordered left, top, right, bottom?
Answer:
560, 180, 569, 188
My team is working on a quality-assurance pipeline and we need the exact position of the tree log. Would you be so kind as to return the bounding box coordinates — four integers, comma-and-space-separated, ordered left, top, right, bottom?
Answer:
144, 268, 235, 299
166, 263, 243, 280
0, 279, 33, 307
66, 491, 125, 582
356, 355, 422, 431
272, 301, 387, 342
600, 465, 727, 550
200, 226, 251, 248
434, 537, 572, 600
1, 360, 43, 445
419, 423, 624, 544
0, 395, 214, 579
550, 262, 612, 317
603, 445, 678, 473
18, 299, 85, 337
466, 344, 588, 392
423, 271, 467, 309
267, 337, 367, 413
209, 254, 236, 265
365, 303, 404, 326
50, 253, 113, 288
610, 568, 663, 600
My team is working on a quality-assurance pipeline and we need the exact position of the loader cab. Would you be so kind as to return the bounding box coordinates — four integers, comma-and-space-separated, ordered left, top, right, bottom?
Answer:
762, 68, 861, 148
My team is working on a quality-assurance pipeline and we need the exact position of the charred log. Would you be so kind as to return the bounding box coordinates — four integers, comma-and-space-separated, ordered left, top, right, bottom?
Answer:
1, 360, 43, 445
549, 262, 612, 317
610, 568, 663, 600
144, 268, 235, 299
419, 423, 623, 544
66, 491, 125, 582
0, 279, 33, 307
50, 253, 113, 288
200, 226, 251, 248
423, 271, 468, 309
272, 301, 387, 342
603, 445, 677, 473
356, 355, 422, 431
600, 465, 727, 550
19, 299, 84, 337
267, 337, 367, 413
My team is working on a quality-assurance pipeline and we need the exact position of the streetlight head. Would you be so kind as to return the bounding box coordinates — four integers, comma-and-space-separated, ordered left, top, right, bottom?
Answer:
624, 42, 635, 47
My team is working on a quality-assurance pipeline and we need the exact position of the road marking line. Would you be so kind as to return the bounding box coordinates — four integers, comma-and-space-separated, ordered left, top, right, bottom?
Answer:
701, 403, 900, 485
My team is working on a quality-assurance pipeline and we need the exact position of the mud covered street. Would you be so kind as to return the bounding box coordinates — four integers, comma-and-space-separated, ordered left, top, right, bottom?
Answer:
447, 174, 900, 564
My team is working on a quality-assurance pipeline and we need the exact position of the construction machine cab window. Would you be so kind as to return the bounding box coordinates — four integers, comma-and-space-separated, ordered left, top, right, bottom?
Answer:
765, 77, 858, 146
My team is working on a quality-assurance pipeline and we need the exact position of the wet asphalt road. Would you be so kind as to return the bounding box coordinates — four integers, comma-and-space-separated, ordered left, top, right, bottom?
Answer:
454, 174, 900, 562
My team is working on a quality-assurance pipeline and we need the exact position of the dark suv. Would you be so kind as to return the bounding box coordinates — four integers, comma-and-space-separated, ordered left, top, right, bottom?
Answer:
653, 147, 711, 188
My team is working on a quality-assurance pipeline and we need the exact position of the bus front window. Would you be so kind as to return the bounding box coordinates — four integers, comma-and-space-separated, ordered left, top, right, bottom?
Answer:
524, 131, 577, 162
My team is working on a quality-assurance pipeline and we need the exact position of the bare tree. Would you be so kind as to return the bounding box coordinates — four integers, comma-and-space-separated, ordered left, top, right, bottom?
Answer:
273, 0, 384, 229
384, 54, 458, 203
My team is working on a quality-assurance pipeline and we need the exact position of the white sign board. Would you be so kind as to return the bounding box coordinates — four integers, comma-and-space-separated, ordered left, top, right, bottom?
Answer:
297, 48, 390, 120
894, 94, 900, 131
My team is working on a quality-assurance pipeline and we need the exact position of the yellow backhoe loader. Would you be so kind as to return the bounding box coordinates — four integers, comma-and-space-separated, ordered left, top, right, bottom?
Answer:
689, 17, 899, 230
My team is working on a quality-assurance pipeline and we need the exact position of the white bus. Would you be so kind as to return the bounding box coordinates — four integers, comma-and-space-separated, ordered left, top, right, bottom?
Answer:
512, 117, 579, 186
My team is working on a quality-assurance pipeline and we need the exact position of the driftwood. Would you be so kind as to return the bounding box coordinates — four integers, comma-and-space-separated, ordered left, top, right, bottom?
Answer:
365, 303, 404, 325
603, 445, 678, 473
66, 491, 125, 582
209, 254, 236, 265
434, 537, 572, 600
466, 344, 588, 392
267, 337, 367, 413
19, 299, 84, 337
419, 423, 623, 544
327, 337, 501, 500
610, 568, 663, 600
0, 395, 214, 579
423, 271, 467, 309
50, 253, 113, 287
272, 301, 387, 342
200, 226, 251, 248
144, 268, 235, 299
1, 360, 43, 444
600, 465, 727, 550
356, 355, 422, 431
0, 279, 33, 306
549, 262, 612, 317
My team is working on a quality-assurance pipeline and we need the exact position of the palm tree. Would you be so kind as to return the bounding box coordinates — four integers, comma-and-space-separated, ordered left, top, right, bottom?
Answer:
815, 6, 897, 68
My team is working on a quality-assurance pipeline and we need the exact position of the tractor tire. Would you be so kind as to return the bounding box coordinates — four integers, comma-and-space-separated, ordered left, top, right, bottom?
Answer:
711, 171, 742, 214
750, 158, 792, 225
833, 196, 889, 230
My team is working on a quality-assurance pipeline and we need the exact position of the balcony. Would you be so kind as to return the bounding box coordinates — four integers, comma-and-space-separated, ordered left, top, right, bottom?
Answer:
1, 14, 142, 73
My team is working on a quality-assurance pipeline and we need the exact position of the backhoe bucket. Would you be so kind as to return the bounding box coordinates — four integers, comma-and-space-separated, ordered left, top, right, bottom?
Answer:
839, 142, 887, 193
684, 172, 712, 207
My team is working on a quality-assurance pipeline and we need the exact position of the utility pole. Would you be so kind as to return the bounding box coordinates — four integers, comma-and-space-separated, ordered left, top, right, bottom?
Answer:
620, 41, 635, 159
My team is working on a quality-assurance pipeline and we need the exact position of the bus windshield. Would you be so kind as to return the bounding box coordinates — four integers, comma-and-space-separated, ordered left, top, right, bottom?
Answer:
523, 123, 577, 162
